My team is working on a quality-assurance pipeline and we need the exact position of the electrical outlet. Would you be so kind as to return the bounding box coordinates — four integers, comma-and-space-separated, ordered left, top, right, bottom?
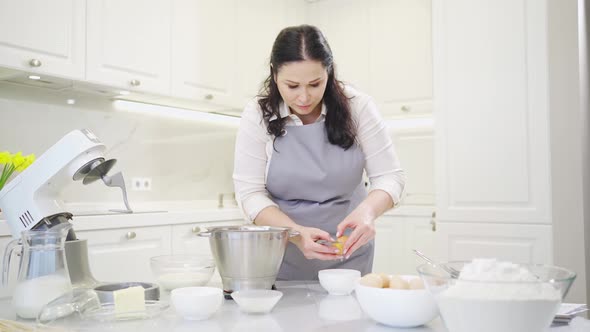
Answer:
143, 177, 152, 191
131, 177, 152, 191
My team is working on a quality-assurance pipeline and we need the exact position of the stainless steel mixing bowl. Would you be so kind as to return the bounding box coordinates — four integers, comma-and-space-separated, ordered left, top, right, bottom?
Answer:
198, 225, 296, 292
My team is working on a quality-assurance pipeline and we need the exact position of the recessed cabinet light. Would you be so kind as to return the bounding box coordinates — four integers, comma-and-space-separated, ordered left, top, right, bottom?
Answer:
28, 75, 41, 80
112, 100, 240, 126
66, 99, 76, 105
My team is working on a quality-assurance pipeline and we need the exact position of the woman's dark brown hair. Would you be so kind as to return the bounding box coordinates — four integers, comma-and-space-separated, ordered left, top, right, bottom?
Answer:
258, 25, 356, 149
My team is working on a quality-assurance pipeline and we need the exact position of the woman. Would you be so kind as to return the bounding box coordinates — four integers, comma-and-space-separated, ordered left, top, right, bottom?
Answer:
233, 25, 405, 280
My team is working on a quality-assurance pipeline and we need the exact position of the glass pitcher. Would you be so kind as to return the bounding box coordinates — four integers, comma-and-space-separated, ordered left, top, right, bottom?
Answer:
2, 223, 73, 319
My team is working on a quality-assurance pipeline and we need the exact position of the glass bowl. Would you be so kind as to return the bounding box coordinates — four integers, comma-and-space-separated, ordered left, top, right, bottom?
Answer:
417, 261, 576, 332
150, 255, 216, 291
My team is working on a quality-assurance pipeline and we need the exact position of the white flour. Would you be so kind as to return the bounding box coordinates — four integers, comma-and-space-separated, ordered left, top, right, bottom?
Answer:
12, 274, 72, 319
443, 259, 561, 301
437, 259, 561, 332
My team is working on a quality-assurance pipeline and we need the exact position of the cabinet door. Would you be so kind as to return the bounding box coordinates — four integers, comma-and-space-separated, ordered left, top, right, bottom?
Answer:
433, 222, 553, 265
392, 126, 435, 206
403, 214, 438, 274
369, 0, 432, 117
86, 0, 170, 94
373, 213, 438, 275
171, 220, 243, 284
171, 220, 243, 255
305, 0, 370, 91
373, 215, 405, 274
76, 226, 171, 283
0, 0, 85, 79
171, 0, 235, 106
433, 0, 551, 224
233, 0, 298, 106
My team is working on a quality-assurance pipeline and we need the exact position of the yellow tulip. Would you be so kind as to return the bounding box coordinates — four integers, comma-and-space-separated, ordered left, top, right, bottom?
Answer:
11, 152, 25, 171
0, 151, 10, 164
0, 151, 36, 191
16, 153, 35, 171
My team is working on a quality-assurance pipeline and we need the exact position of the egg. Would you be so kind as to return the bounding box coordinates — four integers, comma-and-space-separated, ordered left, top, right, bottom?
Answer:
388, 275, 410, 290
377, 273, 391, 288
332, 235, 349, 255
360, 273, 384, 288
409, 278, 425, 290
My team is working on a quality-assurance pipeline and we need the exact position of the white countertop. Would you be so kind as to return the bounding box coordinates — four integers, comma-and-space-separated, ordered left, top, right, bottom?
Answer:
0, 201, 245, 236
0, 281, 587, 332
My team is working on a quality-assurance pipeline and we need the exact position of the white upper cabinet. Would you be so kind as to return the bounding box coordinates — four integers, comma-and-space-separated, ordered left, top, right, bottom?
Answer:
86, 0, 171, 94
171, 0, 303, 109
306, 0, 432, 118
171, 0, 235, 105
306, 0, 370, 93
433, 0, 551, 224
369, 0, 432, 117
0, 0, 85, 79
232, 0, 303, 107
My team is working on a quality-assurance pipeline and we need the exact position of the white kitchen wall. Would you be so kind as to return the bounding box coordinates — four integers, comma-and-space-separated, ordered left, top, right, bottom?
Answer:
0, 81, 435, 209
0, 83, 238, 206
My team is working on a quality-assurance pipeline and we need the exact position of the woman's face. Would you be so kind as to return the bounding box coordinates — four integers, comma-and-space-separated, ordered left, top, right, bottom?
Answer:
275, 60, 328, 123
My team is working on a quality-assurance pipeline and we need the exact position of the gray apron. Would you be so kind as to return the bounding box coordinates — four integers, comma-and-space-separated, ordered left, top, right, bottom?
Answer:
266, 120, 373, 280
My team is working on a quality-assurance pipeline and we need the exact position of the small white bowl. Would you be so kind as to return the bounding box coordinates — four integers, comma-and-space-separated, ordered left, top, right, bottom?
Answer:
171, 287, 223, 320
318, 269, 361, 295
231, 289, 283, 314
354, 275, 438, 327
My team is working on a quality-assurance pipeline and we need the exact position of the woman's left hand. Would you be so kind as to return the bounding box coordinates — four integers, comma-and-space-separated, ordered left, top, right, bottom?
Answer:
335, 209, 376, 259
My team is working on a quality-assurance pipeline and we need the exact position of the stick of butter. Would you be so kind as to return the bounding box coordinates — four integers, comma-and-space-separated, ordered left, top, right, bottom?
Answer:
113, 285, 146, 318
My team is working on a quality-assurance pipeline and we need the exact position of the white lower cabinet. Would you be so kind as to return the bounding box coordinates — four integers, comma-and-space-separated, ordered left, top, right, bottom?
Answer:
76, 226, 172, 284
171, 220, 243, 284
373, 216, 405, 275
433, 222, 553, 265
373, 213, 437, 276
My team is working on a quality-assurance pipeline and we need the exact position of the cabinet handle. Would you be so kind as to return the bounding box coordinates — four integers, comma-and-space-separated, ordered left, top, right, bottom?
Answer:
400, 105, 411, 112
430, 211, 436, 232
130, 79, 141, 87
204, 94, 214, 100
29, 59, 42, 67
125, 231, 137, 239
192, 226, 201, 234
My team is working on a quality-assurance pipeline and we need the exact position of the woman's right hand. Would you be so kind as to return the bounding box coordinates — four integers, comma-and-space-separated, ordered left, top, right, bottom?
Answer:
290, 226, 341, 260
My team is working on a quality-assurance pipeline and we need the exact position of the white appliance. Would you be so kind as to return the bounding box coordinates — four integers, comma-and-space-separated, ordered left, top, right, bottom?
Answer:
0, 129, 134, 288
0, 129, 132, 238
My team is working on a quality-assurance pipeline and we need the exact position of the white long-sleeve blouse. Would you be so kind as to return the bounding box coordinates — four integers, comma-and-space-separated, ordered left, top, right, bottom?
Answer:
233, 85, 405, 222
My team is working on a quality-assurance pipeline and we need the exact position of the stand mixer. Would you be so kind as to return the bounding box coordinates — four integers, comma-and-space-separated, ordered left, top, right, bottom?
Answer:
0, 129, 133, 288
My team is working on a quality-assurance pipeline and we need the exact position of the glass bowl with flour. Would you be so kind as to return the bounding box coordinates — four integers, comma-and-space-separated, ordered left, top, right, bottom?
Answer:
150, 255, 215, 291
417, 259, 576, 332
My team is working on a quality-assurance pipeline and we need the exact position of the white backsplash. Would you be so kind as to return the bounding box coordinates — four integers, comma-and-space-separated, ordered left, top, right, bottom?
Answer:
0, 82, 435, 208
0, 83, 238, 205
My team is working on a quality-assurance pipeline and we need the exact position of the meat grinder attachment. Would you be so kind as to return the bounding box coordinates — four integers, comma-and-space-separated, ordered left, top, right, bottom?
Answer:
73, 158, 133, 213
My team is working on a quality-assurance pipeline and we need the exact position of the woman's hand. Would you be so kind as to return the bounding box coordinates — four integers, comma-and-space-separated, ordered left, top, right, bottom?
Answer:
336, 208, 376, 259
290, 226, 341, 260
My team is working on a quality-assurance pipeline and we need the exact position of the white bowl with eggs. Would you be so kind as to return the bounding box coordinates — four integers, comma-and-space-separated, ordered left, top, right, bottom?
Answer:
354, 273, 438, 328
318, 269, 361, 295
